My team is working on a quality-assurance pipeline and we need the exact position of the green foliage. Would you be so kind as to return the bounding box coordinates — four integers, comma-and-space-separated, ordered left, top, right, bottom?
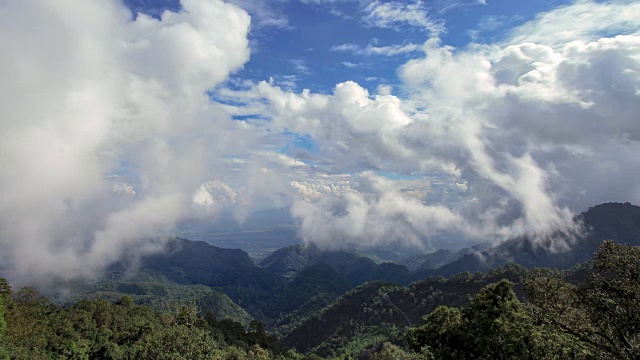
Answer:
0, 279, 11, 300
1, 283, 279, 360
407, 280, 581, 359
72, 279, 253, 326
488, 262, 528, 277
406, 306, 462, 357
264, 264, 351, 321
4, 287, 52, 359
373, 342, 429, 360
0, 295, 7, 360
134, 325, 217, 360
282, 264, 526, 356
525, 240, 640, 359
2, 235, 640, 360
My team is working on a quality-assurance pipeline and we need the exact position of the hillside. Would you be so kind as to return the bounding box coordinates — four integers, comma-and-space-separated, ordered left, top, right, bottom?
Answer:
107, 238, 286, 312
412, 202, 640, 279
260, 244, 367, 278
258, 244, 411, 327
401, 248, 473, 273
69, 278, 254, 325
260, 244, 408, 285
282, 264, 529, 356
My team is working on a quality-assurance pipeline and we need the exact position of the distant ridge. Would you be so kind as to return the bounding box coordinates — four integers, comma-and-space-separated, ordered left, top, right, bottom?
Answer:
412, 202, 640, 279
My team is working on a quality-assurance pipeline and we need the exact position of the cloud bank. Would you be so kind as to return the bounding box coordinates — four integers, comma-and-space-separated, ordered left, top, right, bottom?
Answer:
222, 0, 640, 251
0, 0, 251, 284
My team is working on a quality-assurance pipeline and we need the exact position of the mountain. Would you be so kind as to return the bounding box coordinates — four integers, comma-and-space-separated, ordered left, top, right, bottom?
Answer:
412, 202, 640, 279
70, 279, 254, 325
259, 243, 403, 284
111, 237, 286, 310
262, 263, 351, 320
258, 244, 411, 330
342, 258, 410, 286
282, 264, 529, 356
401, 248, 474, 273
259, 244, 365, 278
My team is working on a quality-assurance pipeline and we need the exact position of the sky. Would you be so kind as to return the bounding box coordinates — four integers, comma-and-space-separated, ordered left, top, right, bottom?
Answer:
0, 0, 639, 284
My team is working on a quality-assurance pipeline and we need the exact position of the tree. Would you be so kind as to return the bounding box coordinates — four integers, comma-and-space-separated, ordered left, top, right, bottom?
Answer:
407, 280, 577, 359
525, 240, 640, 359
134, 325, 218, 360
0, 295, 7, 360
2, 287, 52, 359
406, 306, 461, 358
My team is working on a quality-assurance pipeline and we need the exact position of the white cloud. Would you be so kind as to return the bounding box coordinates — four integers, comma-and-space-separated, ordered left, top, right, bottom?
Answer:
291, 173, 468, 250
0, 0, 252, 284
230, 0, 640, 251
362, 0, 445, 34
341, 61, 360, 68
436, 0, 487, 14
290, 58, 311, 74
226, 0, 291, 29
331, 43, 360, 52
331, 43, 422, 56
507, 0, 640, 48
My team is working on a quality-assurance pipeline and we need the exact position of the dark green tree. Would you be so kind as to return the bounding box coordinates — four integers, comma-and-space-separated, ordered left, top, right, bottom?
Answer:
3, 287, 52, 359
134, 324, 218, 360
408, 279, 578, 359
373, 341, 430, 360
0, 295, 7, 360
525, 240, 640, 359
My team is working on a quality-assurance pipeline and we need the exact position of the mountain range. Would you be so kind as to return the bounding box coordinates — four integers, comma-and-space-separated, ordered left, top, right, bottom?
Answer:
64, 202, 640, 355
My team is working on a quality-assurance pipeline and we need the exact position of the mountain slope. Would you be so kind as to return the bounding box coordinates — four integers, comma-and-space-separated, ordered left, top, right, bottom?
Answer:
413, 202, 640, 280
71, 279, 254, 325
112, 237, 286, 310
283, 265, 528, 356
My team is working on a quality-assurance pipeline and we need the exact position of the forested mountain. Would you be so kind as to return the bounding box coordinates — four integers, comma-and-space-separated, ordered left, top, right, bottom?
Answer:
412, 202, 640, 279
259, 244, 383, 279
68, 280, 254, 326
70, 202, 640, 330
257, 244, 411, 328
281, 263, 530, 356
400, 248, 474, 273
111, 238, 287, 311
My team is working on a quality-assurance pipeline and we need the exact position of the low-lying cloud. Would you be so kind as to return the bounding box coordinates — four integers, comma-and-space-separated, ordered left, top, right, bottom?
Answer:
0, 0, 251, 284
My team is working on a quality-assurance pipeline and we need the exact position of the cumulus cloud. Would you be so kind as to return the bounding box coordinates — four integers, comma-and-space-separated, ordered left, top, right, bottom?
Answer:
219, 0, 640, 251
291, 172, 468, 250
0, 0, 251, 284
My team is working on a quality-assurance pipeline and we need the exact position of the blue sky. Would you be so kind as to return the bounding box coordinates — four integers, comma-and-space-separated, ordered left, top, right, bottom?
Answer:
126, 0, 573, 94
123, 0, 580, 168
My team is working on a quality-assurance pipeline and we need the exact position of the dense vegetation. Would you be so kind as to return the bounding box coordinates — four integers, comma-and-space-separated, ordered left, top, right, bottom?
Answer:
0, 239, 638, 359
0, 286, 285, 360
